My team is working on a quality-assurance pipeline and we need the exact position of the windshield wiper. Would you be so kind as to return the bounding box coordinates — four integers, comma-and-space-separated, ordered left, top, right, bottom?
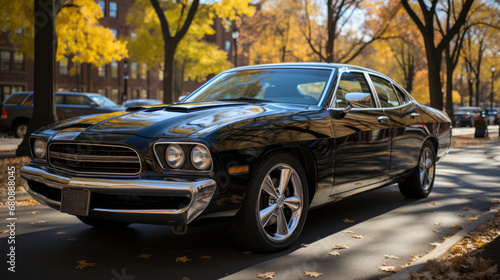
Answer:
216, 97, 272, 103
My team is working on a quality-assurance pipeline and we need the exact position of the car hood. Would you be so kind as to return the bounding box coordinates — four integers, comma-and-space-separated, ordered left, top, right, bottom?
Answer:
43, 101, 309, 139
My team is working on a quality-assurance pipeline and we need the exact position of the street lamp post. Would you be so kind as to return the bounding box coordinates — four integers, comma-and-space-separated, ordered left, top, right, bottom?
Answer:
231, 26, 239, 67
122, 59, 129, 105
491, 67, 496, 109
468, 78, 474, 107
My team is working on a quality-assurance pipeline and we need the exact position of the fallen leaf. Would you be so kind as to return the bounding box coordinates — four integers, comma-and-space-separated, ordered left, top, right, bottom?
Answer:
434, 222, 442, 226
343, 230, 354, 233
199, 255, 212, 259
37, 220, 48, 224
176, 256, 192, 263
430, 242, 441, 246
257, 272, 276, 279
1, 229, 10, 234
28, 211, 39, 214
458, 214, 465, 217
377, 265, 398, 272
426, 201, 438, 206
449, 180, 455, 183
463, 206, 471, 211
433, 230, 441, 233
352, 235, 363, 239
428, 210, 435, 213
74, 260, 95, 269
342, 218, 355, 223
304, 271, 323, 278
138, 254, 153, 259
300, 243, 309, 247
67, 238, 77, 242
384, 254, 399, 259
242, 251, 252, 255
333, 244, 348, 249
182, 277, 190, 280
328, 251, 340, 256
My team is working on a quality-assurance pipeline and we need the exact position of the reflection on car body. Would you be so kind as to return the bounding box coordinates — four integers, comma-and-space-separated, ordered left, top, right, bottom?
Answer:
21, 63, 451, 252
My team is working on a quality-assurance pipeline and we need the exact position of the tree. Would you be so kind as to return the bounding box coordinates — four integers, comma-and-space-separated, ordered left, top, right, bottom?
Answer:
147, 0, 254, 103
0, 0, 129, 156
301, 0, 399, 63
401, 0, 474, 110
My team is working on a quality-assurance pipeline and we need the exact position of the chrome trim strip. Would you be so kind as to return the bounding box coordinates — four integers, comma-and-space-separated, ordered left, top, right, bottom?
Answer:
152, 142, 213, 172
20, 165, 217, 224
49, 151, 139, 163
48, 142, 142, 176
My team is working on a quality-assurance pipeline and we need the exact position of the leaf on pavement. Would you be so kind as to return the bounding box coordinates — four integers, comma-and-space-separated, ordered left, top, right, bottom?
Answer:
28, 211, 39, 214
328, 251, 340, 256
433, 230, 441, 233
67, 238, 77, 242
176, 256, 192, 263
377, 264, 398, 272
257, 272, 276, 279
75, 260, 95, 269
1, 229, 9, 234
342, 218, 355, 223
463, 207, 471, 211
430, 242, 441, 246
343, 230, 354, 233
333, 244, 348, 250
242, 251, 252, 255
458, 214, 465, 217
199, 255, 212, 259
304, 271, 323, 278
300, 243, 309, 247
352, 235, 363, 239
426, 201, 438, 206
138, 254, 153, 259
384, 254, 399, 259
434, 222, 442, 226
36, 220, 48, 224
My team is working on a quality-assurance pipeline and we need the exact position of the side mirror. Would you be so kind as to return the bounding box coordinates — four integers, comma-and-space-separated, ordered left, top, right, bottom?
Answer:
178, 95, 187, 102
345, 92, 372, 109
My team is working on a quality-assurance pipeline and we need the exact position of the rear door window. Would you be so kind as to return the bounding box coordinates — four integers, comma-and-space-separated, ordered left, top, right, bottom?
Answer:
370, 75, 401, 108
65, 95, 92, 105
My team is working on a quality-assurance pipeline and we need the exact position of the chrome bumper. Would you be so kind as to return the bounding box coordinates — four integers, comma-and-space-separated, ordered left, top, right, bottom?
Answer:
20, 165, 217, 225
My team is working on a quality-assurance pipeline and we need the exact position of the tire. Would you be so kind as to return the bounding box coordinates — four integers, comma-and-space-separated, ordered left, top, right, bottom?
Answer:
229, 152, 309, 252
13, 120, 28, 138
398, 141, 436, 198
77, 216, 131, 229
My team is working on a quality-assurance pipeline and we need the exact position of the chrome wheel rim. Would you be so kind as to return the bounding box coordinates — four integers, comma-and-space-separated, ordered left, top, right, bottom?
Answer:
258, 163, 303, 241
419, 147, 435, 191
17, 124, 27, 138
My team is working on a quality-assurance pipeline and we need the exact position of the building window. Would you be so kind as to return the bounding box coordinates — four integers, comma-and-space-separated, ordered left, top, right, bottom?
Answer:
139, 63, 147, 79
98, 64, 107, 78
225, 40, 231, 53
109, 2, 118, 18
59, 57, 69, 75
139, 89, 147, 99
111, 61, 119, 78
97, 1, 105, 15
110, 29, 118, 39
98, 89, 107, 96
158, 90, 163, 102
130, 62, 138, 79
0, 50, 24, 72
158, 63, 164, 80
110, 89, 119, 104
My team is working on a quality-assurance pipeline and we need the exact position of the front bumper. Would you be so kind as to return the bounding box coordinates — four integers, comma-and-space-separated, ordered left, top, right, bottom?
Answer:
20, 165, 217, 225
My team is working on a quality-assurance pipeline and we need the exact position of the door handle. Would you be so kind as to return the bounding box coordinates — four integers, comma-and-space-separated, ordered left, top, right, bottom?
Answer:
411, 112, 420, 118
378, 116, 389, 123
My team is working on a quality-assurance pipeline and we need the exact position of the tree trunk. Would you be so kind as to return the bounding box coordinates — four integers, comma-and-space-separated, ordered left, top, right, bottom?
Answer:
425, 45, 444, 110
325, 0, 335, 63
163, 45, 176, 103
445, 48, 454, 124
17, 0, 58, 156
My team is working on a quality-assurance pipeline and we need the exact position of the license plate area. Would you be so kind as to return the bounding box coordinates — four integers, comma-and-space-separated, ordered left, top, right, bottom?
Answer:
61, 188, 90, 216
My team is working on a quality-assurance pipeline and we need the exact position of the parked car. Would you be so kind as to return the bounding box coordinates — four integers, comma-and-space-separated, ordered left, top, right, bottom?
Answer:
485, 108, 499, 125
454, 106, 482, 127
123, 99, 163, 108
0, 91, 123, 138
20, 63, 452, 252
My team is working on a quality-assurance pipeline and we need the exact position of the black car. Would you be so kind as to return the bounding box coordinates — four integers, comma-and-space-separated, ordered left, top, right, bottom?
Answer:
20, 63, 452, 252
0, 91, 123, 138
454, 106, 482, 127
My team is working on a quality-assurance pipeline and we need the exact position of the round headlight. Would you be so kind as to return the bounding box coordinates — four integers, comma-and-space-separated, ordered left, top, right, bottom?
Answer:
165, 144, 185, 169
191, 145, 211, 170
33, 139, 47, 159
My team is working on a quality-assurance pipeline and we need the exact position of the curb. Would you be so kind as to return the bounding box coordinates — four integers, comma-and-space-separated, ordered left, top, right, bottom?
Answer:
390, 205, 500, 280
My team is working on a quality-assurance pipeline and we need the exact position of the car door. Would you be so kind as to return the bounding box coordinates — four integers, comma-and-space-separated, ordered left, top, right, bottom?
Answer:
367, 74, 426, 177
329, 71, 392, 195
62, 94, 95, 119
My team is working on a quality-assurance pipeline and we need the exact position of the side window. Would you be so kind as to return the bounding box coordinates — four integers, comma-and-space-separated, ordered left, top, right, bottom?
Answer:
55, 95, 65, 104
66, 95, 86, 105
335, 72, 373, 108
23, 95, 33, 106
370, 75, 401, 107
393, 85, 410, 104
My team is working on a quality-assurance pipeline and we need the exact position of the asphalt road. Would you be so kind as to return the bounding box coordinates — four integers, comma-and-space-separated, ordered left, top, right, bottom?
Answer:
1, 143, 499, 280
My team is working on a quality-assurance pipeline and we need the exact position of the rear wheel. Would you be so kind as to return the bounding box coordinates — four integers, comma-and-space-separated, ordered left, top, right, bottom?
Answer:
398, 142, 436, 198
229, 153, 308, 252
13, 120, 28, 138
77, 216, 131, 229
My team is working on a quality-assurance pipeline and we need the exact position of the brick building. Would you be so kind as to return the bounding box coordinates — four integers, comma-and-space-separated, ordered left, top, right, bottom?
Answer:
0, 0, 237, 105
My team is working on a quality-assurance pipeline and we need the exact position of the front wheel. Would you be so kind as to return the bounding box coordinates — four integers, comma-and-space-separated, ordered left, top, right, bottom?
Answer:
398, 142, 436, 198
229, 153, 308, 252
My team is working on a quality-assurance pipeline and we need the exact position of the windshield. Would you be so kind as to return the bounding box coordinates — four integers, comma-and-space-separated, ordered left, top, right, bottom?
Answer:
183, 68, 333, 105
90, 95, 120, 108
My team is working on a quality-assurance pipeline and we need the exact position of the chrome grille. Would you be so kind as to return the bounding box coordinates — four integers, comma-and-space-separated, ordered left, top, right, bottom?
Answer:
48, 143, 141, 175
